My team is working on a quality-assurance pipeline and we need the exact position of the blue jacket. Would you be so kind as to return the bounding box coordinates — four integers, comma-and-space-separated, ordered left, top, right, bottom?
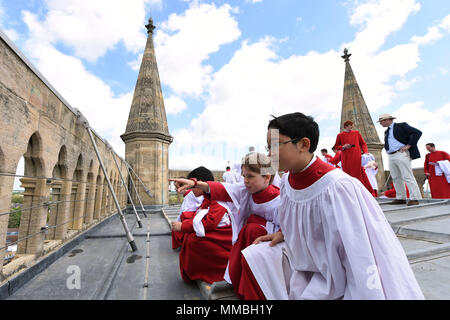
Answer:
384, 122, 422, 160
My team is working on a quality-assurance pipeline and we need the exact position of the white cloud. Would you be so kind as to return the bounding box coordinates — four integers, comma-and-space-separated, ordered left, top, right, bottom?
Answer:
347, 0, 420, 55
21, 0, 159, 62
165, 96, 187, 115
154, 2, 241, 96
3, 28, 19, 42
22, 36, 132, 157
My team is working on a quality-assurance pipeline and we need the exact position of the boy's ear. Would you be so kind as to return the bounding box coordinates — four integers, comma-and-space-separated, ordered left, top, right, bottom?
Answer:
296, 137, 311, 152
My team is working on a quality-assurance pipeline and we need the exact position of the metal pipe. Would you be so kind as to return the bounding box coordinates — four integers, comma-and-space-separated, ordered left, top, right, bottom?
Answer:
125, 163, 147, 218
127, 165, 153, 198
79, 112, 137, 252
111, 151, 143, 228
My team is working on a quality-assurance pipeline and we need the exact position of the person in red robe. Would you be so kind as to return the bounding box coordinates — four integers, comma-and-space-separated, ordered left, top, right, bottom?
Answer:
333, 120, 375, 195
320, 148, 333, 165
171, 189, 203, 250
171, 166, 232, 284
382, 182, 409, 198
424, 143, 450, 199
330, 147, 342, 169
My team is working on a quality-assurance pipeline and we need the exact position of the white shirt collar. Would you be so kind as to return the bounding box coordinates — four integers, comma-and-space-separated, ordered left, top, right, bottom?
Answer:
300, 154, 317, 173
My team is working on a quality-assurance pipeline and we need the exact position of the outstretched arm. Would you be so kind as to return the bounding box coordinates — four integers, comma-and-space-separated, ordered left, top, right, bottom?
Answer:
169, 178, 210, 194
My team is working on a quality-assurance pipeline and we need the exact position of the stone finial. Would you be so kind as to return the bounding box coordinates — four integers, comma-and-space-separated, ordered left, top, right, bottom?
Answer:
341, 48, 351, 62
145, 17, 156, 34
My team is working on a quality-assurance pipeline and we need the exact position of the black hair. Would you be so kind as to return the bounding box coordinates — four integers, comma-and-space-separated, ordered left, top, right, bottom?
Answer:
425, 143, 435, 148
321, 148, 328, 153
226, 166, 231, 170
268, 112, 319, 153
187, 166, 214, 182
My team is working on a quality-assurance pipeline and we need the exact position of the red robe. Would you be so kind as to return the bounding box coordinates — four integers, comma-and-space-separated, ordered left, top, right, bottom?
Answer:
172, 210, 195, 249
424, 151, 450, 199
333, 130, 374, 195
179, 197, 232, 284
172, 190, 202, 249
384, 182, 409, 198
330, 150, 342, 169
208, 182, 280, 300
240, 157, 335, 299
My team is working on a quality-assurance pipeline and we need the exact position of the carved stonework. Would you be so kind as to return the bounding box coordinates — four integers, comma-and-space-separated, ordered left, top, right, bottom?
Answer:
121, 17, 173, 206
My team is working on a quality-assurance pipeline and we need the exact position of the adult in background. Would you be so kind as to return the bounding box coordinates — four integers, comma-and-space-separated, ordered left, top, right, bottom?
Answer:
333, 120, 374, 195
223, 166, 237, 184
424, 143, 450, 199
378, 114, 422, 206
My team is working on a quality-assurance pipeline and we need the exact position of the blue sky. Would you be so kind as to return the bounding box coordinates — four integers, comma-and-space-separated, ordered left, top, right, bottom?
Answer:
1, 0, 450, 175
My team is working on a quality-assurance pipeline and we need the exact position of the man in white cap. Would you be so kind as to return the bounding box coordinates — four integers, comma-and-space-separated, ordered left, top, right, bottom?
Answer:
378, 114, 422, 206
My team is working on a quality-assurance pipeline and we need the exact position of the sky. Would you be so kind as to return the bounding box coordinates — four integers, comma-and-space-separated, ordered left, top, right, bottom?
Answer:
1, 0, 450, 180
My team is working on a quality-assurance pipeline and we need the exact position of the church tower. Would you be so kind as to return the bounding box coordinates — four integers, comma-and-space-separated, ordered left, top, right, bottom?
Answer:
121, 18, 173, 206
340, 48, 386, 189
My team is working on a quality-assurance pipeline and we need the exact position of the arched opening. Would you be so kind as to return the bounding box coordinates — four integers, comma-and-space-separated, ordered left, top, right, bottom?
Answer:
17, 132, 47, 254
94, 167, 104, 221
47, 145, 69, 240
84, 160, 95, 225
69, 154, 84, 229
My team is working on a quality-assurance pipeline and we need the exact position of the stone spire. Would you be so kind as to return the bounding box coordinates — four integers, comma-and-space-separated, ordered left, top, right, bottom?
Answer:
121, 17, 172, 144
121, 17, 172, 206
340, 48, 386, 188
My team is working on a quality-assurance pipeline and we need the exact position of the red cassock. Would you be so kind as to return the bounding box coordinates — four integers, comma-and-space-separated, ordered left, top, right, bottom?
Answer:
424, 151, 450, 199
208, 181, 280, 300
179, 197, 232, 284
240, 158, 335, 299
172, 210, 195, 249
384, 182, 409, 198
330, 150, 342, 169
333, 130, 374, 195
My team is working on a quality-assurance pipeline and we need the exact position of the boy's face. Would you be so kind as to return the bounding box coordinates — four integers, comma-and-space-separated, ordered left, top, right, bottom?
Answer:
242, 166, 270, 194
321, 151, 327, 156
191, 187, 204, 197
267, 129, 306, 172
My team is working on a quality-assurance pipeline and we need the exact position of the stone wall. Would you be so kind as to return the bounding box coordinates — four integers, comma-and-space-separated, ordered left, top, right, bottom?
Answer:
0, 31, 129, 277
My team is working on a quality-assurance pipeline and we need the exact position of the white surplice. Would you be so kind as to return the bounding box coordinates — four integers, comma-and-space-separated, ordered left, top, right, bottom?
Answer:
219, 182, 280, 244
242, 169, 424, 300
361, 153, 379, 191
176, 190, 204, 222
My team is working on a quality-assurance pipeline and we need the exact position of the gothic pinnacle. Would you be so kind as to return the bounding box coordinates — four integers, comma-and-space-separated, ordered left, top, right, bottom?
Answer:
145, 17, 156, 34
341, 48, 351, 62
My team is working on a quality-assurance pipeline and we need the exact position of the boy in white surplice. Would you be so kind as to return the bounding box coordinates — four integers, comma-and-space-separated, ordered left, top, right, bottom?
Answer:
242, 112, 424, 300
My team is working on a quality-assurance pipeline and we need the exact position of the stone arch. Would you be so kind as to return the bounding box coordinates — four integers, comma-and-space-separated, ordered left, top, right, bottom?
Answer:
24, 132, 45, 177
47, 145, 70, 240
17, 132, 49, 254
52, 145, 69, 180
84, 160, 96, 224
93, 166, 104, 221
70, 153, 86, 230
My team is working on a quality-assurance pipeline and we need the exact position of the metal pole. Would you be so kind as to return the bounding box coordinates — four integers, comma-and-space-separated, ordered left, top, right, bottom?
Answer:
78, 111, 137, 252
125, 163, 147, 218
127, 165, 153, 198
111, 152, 143, 228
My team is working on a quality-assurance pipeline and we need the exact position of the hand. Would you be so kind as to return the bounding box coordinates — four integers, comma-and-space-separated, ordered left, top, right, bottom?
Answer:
425, 173, 430, 176
171, 221, 182, 232
169, 178, 195, 194
342, 144, 351, 150
253, 231, 284, 247
400, 145, 411, 152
